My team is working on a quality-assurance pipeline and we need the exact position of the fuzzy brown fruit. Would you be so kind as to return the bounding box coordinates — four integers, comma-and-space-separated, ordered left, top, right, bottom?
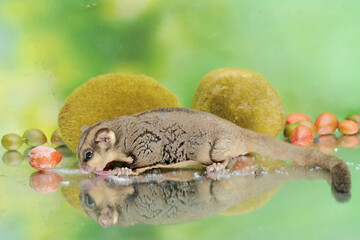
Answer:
58, 73, 180, 152
192, 68, 285, 138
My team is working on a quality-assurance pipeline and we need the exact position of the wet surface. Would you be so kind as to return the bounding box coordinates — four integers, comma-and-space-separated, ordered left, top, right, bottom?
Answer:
1, 145, 359, 239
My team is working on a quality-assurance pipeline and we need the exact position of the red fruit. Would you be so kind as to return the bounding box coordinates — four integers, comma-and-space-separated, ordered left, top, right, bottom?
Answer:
338, 135, 359, 148
29, 171, 63, 194
346, 114, 360, 127
28, 146, 62, 170
316, 134, 338, 154
338, 120, 359, 135
297, 120, 317, 134
231, 154, 255, 173
286, 113, 312, 125
315, 112, 338, 135
290, 126, 314, 147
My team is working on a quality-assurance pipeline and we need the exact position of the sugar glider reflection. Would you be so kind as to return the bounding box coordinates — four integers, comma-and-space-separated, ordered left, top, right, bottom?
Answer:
77, 107, 351, 193
79, 167, 350, 228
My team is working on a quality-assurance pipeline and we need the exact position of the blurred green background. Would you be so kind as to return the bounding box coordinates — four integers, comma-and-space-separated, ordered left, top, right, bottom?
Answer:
0, 0, 360, 239
1, 0, 360, 137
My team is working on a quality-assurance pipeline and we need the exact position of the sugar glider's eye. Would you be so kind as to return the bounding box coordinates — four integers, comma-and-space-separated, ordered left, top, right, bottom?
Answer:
83, 150, 94, 161
85, 194, 96, 209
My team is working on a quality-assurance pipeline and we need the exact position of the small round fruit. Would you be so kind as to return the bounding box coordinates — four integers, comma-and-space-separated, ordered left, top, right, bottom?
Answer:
338, 135, 359, 148
2, 151, 25, 166
28, 146, 62, 170
315, 112, 338, 135
51, 129, 65, 146
29, 171, 63, 194
346, 114, 360, 127
290, 126, 314, 147
55, 146, 75, 167
23, 147, 34, 158
316, 134, 338, 154
283, 123, 300, 138
286, 113, 312, 125
23, 129, 47, 147
297, 120, 317, 134
1, 133, 24, 150
338, 120, 359, 135
56, 146, 74, 158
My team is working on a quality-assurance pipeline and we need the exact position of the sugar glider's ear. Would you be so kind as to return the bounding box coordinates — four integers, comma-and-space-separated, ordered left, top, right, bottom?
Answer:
81, 126, 89, 133
94, 128, 116, 148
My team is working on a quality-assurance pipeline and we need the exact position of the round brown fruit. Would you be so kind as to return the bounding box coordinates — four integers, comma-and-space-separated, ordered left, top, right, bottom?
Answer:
192, 68, 285, 137
58, 73, 180, 152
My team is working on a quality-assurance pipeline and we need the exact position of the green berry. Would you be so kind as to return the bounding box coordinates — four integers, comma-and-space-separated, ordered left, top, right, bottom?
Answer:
51, 129, 65, 146
23, 147, 34, 158
284, 123, 301, 139
346, 114, 360, 128
55, 146, 75, 167
1, 133, 24, 150
2, 151, 25, 166
55, 145, 74, 158
23, 129, 47, 147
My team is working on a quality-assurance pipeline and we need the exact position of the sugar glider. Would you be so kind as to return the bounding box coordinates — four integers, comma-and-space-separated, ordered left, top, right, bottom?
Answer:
77, 107, 351, 193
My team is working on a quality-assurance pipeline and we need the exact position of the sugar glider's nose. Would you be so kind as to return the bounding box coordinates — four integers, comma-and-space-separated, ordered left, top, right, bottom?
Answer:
98, 211, 113, 228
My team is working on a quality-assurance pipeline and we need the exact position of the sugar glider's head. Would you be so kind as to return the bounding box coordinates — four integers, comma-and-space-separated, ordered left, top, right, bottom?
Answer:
77, 121, 119, 174
79, 177, 136, 227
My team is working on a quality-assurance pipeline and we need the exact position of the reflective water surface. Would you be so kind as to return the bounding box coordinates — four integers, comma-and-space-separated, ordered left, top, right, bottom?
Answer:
1, 147, 359, 239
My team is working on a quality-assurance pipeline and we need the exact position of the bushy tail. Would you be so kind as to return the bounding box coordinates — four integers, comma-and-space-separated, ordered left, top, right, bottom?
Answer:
242, 129, 351, 193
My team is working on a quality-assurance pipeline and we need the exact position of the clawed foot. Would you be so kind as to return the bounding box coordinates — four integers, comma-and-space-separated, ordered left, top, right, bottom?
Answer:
112, 167, 134, 177
206, 163, 225, 172
206, 163, 226, 180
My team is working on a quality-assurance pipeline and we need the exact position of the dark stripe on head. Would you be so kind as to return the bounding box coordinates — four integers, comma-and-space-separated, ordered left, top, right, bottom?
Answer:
77, 122, 102, 154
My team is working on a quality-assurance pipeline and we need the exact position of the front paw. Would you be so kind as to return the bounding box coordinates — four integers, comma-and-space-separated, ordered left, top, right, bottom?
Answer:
206, 163, 225, 173
206, 163, 226, 180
